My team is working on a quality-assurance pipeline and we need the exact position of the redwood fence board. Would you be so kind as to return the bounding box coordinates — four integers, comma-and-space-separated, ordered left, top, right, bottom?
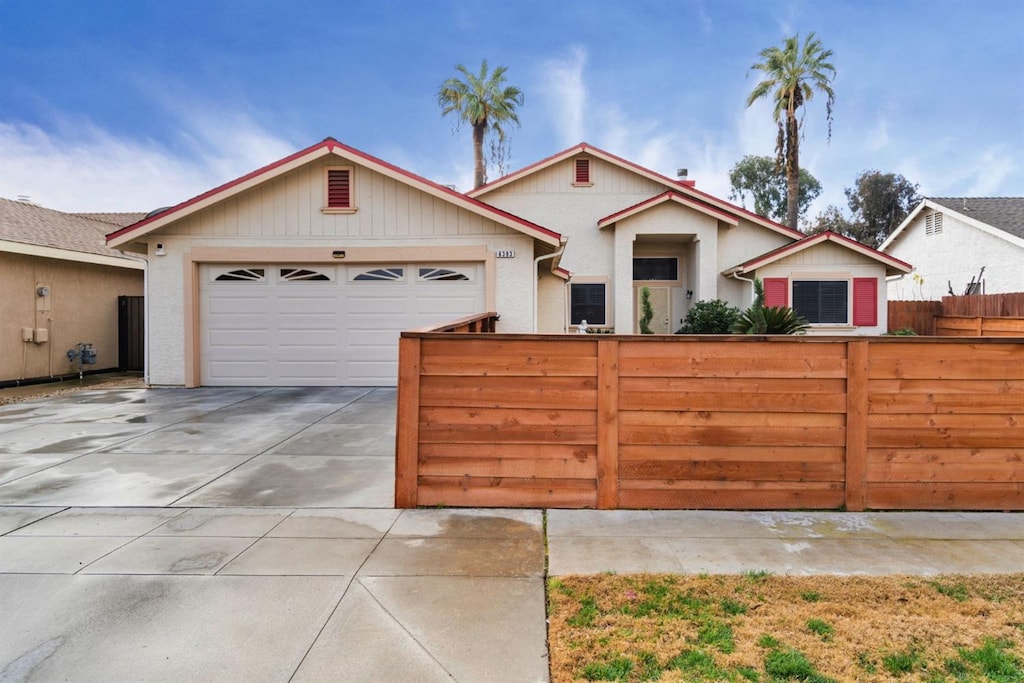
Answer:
395, 328, 1024, 511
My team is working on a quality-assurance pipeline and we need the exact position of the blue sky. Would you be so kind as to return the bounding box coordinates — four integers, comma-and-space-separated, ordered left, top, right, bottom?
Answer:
1, 0, 1021, 224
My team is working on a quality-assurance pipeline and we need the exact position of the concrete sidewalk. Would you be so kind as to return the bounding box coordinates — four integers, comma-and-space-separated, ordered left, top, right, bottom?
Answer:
547, 509, 1024, 576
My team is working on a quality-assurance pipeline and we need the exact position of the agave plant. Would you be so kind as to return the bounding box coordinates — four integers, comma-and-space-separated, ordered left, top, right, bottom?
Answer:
731, 305, 809, 334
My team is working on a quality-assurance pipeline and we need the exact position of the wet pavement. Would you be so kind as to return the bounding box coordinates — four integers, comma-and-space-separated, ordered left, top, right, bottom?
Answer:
1, 386, 1022, 681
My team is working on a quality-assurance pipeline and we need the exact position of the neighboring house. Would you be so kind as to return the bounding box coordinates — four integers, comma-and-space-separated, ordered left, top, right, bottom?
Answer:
108, 138, 910, 388
880, 197, 1024, 300
0, 197, 145, 384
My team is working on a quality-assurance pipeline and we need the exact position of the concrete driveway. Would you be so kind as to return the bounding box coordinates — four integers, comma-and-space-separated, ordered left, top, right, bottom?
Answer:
0, 387, 548, 682
2, 386, 1023, 681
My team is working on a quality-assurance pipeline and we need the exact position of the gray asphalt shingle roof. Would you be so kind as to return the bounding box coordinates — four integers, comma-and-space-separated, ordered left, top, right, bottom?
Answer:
929, 197, 1024, 240
0, 198, 143, 259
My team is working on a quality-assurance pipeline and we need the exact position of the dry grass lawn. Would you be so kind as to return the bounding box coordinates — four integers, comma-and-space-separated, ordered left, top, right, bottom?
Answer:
548, 573, 1024, 682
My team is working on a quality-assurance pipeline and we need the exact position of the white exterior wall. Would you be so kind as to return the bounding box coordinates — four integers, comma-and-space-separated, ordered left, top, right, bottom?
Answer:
885, 209, 1024, 300
717, 221, 794, 307
481, 156, 665, 330
480, 157, 800, 332
754, 241, 889, 336
144, 159, 537, 385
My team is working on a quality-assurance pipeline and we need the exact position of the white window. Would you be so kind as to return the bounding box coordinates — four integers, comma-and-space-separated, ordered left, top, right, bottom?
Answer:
351, 267, 405, 282
213, 268, 266, 282
279, 267, 333, 282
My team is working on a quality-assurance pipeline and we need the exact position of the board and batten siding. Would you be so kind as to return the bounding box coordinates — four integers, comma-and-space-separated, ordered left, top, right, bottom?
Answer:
397, 334, 1024, 511
160, 159, 511, 239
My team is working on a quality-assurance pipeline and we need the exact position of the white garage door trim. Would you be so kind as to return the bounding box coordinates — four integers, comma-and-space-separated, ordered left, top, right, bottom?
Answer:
199, 262, 484, 386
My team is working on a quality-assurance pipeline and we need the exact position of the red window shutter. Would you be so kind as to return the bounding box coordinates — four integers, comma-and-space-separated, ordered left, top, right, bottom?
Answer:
327, 169, 351, 208
574, 158, 590, 184
853, 277, 878, 326
763, 278, 788, 307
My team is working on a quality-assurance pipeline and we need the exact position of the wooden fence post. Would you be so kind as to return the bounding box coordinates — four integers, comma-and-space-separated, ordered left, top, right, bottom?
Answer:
395, 336, 421, 508
845, 340, 869, 511
596, 339, 620, 509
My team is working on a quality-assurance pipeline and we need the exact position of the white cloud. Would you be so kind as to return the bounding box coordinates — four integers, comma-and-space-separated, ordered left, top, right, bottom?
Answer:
867, 118, 890, 151
964, 148, 1016, 196
0, 107, 295, 212
539, 46, 588, 146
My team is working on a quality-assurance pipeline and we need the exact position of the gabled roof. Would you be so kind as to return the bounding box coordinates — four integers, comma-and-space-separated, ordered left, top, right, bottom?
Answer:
597, 191, 740, 228
107, 137, 562, 249
469, 142, 803, 239
880, 197, 1024, 251
726, 230, 913, 277
0, 197, 143, 269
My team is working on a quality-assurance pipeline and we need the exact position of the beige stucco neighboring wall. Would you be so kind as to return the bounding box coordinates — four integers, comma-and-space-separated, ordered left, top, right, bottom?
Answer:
142, 156, 539, 386
0, 251, 143, 382
753, 241, 889, 336
885, 209, 1024, 300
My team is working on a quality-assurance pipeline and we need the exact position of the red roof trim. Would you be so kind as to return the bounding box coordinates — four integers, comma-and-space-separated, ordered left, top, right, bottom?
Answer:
597, 191, 740, 227
734, 231, 913, 273
107, 137, 561, 246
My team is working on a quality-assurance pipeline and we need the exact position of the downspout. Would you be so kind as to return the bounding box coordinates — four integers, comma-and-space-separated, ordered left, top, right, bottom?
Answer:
532, 238, 567, 333
729, 271, 757, 307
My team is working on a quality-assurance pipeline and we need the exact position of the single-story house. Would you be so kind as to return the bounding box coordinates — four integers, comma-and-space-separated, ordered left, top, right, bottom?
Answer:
108, 138, 910, 387
880, 197, 1024, 300
1, 197, 145, 384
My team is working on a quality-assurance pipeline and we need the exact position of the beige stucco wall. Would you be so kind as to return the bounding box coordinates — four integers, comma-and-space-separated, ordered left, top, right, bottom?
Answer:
142, 158, 538, 386
0, 252, 143, 382
753, 241, 889, 335
885, 209, 1024, 300
481, 157, 797, 333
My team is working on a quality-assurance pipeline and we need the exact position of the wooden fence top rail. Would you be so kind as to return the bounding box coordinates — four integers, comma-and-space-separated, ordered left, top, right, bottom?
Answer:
400, 330, 1024, 345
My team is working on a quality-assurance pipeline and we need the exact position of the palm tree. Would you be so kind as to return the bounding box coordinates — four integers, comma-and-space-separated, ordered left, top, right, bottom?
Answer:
437, 60, 524, 188
747, 33, 836, 230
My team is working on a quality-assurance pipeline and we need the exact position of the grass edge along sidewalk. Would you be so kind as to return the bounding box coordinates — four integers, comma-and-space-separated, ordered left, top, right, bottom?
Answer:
547, 572, 1024, 683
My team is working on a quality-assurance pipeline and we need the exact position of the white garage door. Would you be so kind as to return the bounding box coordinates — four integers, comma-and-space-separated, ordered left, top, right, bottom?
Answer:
199, 263, 484, 386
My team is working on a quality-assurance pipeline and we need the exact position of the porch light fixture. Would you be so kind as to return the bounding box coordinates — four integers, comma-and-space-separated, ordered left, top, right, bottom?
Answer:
686, 290, 693, 299
154, 243, 166, 256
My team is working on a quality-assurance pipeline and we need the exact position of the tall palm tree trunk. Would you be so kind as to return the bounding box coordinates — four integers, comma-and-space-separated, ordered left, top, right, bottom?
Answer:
472, 122, 486, 188
784, 111, 800, 229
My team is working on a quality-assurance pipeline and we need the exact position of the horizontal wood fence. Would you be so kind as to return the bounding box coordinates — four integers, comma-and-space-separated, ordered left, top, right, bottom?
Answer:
395, 334, 1024, 511
935, 316, 1024, 337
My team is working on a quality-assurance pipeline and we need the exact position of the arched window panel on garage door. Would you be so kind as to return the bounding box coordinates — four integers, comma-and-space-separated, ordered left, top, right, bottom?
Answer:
351, 267, 405, 282
213, 267, 266, 282
418, 267, 472, 282
279, 267, 334, 282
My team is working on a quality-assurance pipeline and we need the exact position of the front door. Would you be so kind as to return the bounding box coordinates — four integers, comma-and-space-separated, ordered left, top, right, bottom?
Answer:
635, 286, 671, 333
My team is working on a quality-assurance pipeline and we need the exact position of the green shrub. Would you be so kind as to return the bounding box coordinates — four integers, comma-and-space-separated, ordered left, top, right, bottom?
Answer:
885, 327, 918, 336
731, 305, 810, 335
677, 299, 741, 334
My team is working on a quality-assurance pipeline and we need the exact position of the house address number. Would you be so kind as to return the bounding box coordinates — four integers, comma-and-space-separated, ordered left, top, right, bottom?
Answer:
495, 250, 516, 258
